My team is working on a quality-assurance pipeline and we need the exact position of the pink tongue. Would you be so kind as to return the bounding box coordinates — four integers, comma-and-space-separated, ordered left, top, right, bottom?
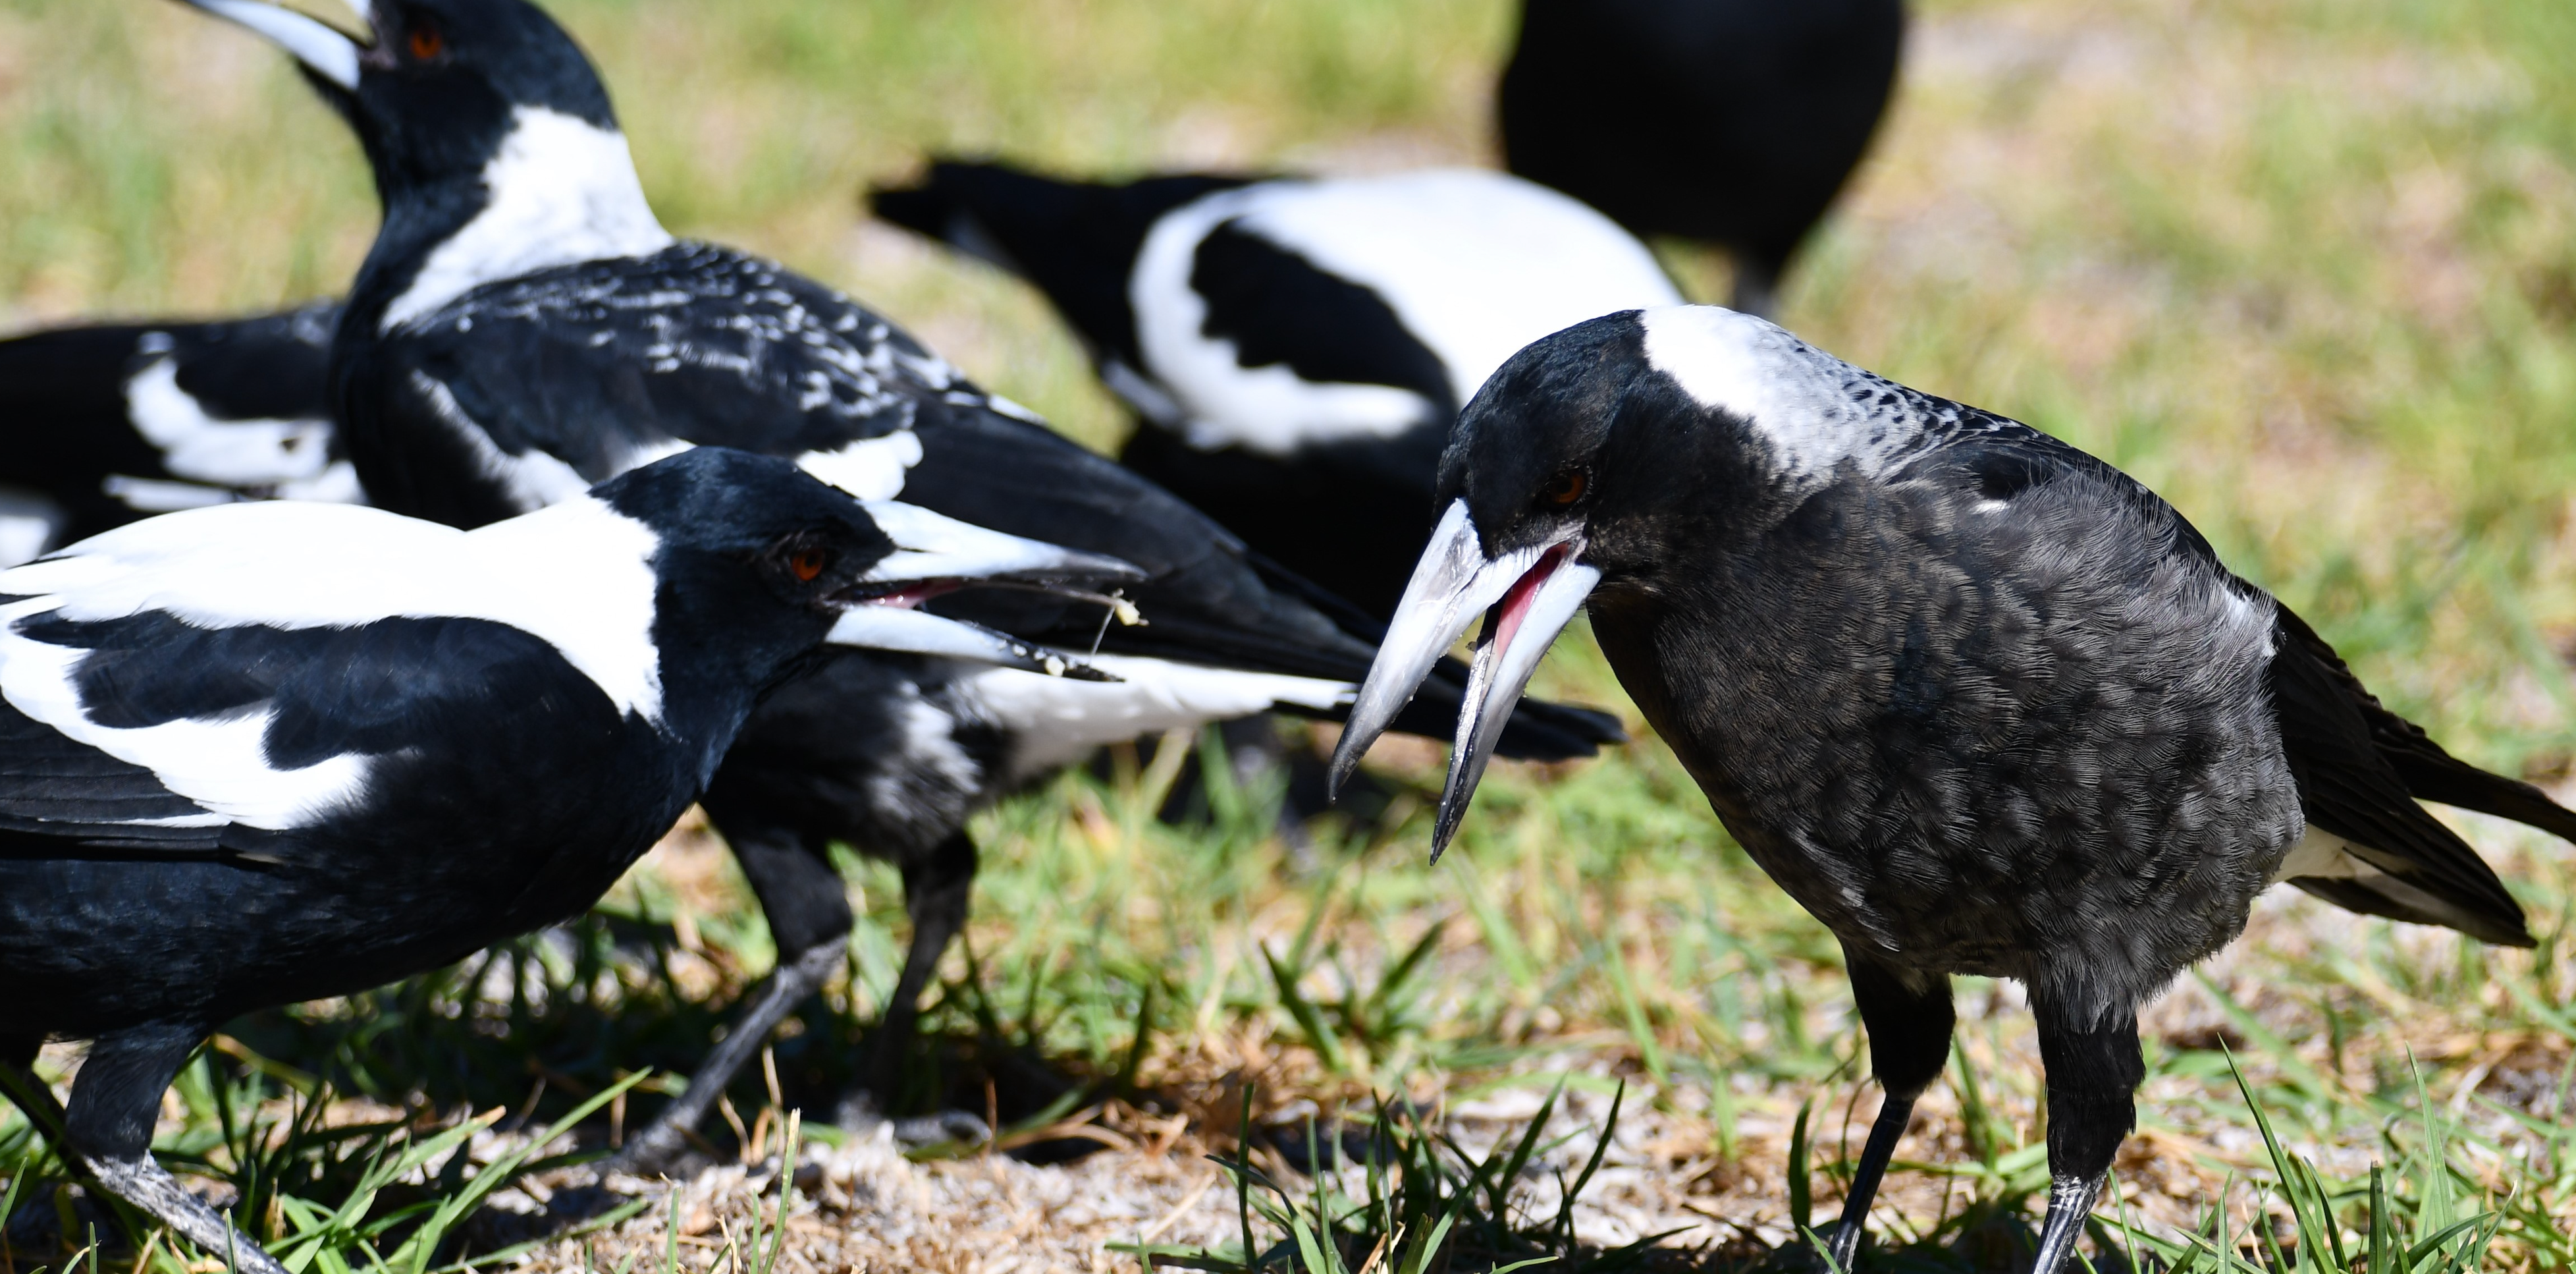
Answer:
866, 581, 963, 610
1489, 545, 1568, 662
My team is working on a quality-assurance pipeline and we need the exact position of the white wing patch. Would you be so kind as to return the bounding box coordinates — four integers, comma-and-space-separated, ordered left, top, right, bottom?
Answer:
409, 370, 600, 512
381, 107, 674, 333
1221, 171, 1681, 405
0, 622, 369, 830
123, 356, 339, 487
0, 487, 66, 569
1129, 171, 1679, 457
957, 654, 1351, 781
0, 495, 669, 731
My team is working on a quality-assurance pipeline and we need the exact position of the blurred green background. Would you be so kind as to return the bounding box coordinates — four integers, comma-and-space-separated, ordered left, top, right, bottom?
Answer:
5, 0, 2576, 1264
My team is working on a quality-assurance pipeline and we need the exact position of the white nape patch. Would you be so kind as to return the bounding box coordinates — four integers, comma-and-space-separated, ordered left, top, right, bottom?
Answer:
0, 495, 670, 730
194, 0, 360, 90
958, 654, 1350, 781
410, 370, 596, 512
0, 487, 66, 568
103, 476, 235, 513
381, 107, 674, 333
1638, 305, 1916, 482
796, 429, 923, 501
1129, 171, 1680, 457
123, 356, 338, 487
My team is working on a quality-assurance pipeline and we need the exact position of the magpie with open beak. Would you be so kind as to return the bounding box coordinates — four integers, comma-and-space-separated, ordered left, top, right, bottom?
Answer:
0, 447, 1130, 1274
1333, 306, 2563, 1274
155, 0, 1623, 1163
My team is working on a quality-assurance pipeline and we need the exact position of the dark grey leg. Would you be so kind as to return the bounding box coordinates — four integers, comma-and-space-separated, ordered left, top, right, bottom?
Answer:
65, 1023, 286, 1274
0, 1032, 63, 1134
2026, 993, 2143, 1274
849, 831, 987, 1146
1828, 947, 1953, 1271
612, 828, 852, 1175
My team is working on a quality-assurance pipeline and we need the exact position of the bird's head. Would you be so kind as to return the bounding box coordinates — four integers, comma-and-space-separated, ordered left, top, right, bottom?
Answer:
587, 448, 1144, 698
176, 0, 616, 188
1331, 304, 1823, 860
172, 0, 665, 329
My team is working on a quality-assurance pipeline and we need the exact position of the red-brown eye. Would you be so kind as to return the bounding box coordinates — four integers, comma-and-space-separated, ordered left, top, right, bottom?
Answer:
1544, 469, 1587, 506
408, 26, 444, 59
789, 549, 827, 582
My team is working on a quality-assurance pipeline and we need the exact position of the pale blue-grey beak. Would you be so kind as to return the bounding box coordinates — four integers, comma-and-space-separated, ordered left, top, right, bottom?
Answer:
1328, 498, 1599, 861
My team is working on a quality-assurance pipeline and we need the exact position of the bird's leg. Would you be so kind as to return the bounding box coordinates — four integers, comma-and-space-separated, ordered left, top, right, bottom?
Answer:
612, 828, 852, 1175
857, 830, 985, 1144
65, 1022, 286, 1274
2026, 992, 2143, 1274
1828, 948, 1952, 1271
0, 1032, 66, 1136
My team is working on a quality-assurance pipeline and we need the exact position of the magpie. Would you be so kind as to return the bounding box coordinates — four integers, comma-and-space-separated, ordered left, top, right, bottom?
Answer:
1331, 306, 2563, 1274
870, 161, 1684, 619
167, 0, 1623, 1166
1498, 0, 1906, 316
0, 304, 357, 562
0, 446, 1135, 1274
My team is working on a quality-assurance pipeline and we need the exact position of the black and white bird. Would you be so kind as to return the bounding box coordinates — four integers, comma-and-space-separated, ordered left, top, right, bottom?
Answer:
0, 304, 357, 562
869, 161, 1682, 618
0, 446, 1136, 1274
167, 0, 1623, 1164
1498, 0, 1906, 316
1331, 306, 2563, 1274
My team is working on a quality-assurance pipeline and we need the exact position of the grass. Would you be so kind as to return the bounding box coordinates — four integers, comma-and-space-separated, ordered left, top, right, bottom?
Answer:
6, 0, 2576, 1267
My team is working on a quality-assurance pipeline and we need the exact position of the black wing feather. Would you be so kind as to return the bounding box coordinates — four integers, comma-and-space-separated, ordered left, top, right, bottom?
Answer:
0, 304, 338, 543
370, 242, 1621, 761
870, 161, 1254, 370
0, 682, 226, 851
1915, 410, 2542, 945
2267, 607, 2533, 946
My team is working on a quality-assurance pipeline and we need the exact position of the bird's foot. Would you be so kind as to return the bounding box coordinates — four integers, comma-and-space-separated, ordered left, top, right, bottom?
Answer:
1823, 1217, 1867, 1271
597, 1119, 696, 1180
2027, 1171, 2108, 1274
835, 1092, 988, 1148
85, 1155, 288, 1274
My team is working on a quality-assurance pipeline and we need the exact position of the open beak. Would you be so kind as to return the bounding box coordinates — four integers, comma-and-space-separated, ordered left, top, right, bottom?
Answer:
175, 0, 369, 91
1328, 499, 1600, 862
825, 501, 1142, 680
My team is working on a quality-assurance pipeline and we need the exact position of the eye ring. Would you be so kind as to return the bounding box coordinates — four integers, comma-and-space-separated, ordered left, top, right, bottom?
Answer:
788, 549, 828, 582
1542, 468, 1588, 507
407, 25, 444, 59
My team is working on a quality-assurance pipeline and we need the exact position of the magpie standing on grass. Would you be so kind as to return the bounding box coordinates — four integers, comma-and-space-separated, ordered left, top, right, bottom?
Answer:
0, 304, 357, 562
1498, 0, 1906, 317
1332, 306, 2565, 1274
163, 0, 1623, 1166
870, 162, 1684, 619
0, 447, 1134, 1274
